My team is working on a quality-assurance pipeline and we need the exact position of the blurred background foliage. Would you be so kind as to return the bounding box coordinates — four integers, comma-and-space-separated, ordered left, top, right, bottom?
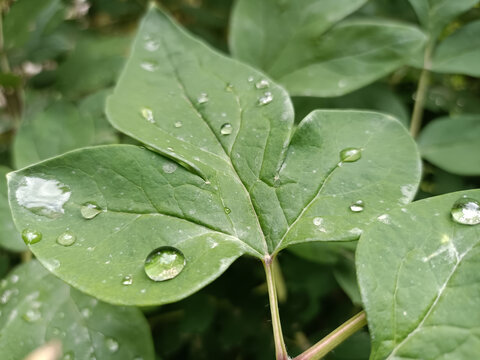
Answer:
0, 0, 479, 359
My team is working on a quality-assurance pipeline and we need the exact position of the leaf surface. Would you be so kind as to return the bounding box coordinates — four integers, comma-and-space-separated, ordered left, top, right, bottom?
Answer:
357, 190, 480, 359
0, 260, 154, 360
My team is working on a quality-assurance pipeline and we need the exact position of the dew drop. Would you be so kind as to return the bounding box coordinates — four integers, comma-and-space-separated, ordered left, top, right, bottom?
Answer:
451, 197, 480, 225
224, 207, 231, 215
22, 309, 41, 323
144, 39, 159, 52
255, 79, 269, 89
220, 123, 233, 135
258, 92, 273, 106
162, 163, 177, 174
22, 229, 42, 245
313, 217, 323, 226
140, 107, 155, 123
81, 202, 102, 220
247, 76, 254, 83
57, 231, 76, 246
105, 337, 119, 353
140, 61, 158, 72
197, 92, 209, 104
225, 83, 234, 92
174, 121, 182, 128
339, 147, 362, 163
122, 275, 133, 286
144, 246, 186, 282
349, 200, 365, 213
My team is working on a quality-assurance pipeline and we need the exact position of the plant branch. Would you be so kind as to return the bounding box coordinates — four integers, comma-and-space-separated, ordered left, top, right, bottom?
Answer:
264, 255, 289, 360
293, 311, 367, 360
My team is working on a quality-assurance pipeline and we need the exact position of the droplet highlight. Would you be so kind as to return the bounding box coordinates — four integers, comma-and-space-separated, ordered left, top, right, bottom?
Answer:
339, 147, 362, 163
197, 93, 209, 104
349, 200, 365, 213
122, 275, 133, 286
23, 309, 41, 323
255, 79, 269, 89
220, 123, 233, 135
81, 202, 102, 220
224, 207, 231, 215
258, 92, 273, 106
144, 39, 159, 52
140, 61, 158, 72
57, 231, 76, 246
105, 337, 119, 353
22, 229, 42, 245
451, 197, 480, 225
174, 121, 182, 128
144, 246, 186, 282
140, 107, 155, 123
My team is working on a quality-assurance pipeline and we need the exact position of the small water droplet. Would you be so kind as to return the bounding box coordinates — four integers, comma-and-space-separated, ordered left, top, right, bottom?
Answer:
255, 79, 269, 89
247, 76, 254, 82
81, 202, 102, 220
140, 107, 155, 123
339, 147, 362, 163
174, 121, 182, 128
258, 92, 273, 106
162, 163, 177, 174
197, 93, 209, 104
225, 83, 234, 91
144, 246, 186, 282
105, 337, 119, 353
144, 39, 159, 52
23, 309, 41, 323
224, 207, 231, 214
349, 200, 365, 213
57, 231, 76, 246
451, 197, 480, 225
220, 123, 233, 135
22, 229, 42, 245
122, 275, 133, 285
313, 217, 323, 226
140, 61, 158, 72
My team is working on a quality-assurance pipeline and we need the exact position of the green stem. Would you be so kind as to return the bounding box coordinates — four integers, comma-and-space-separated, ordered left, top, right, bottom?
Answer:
264, 255, 289, 360
410, 44, 433, 138
293, 311, 367, 360
21, 250, 32, 263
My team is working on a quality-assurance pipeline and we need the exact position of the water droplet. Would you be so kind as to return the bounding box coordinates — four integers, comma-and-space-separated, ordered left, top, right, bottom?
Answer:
22, 229, 42, 245
122, 275, 133, 285
144, 247, 186, 282
197, 92, 209, 104
224, 207, 231, 214
339, 147, 362, 163
140, 61, 158, 72
349, 200, 365, 213
144, 39, 159, 52
105, 337, 119, 353
258, 92, 273, 106
313, 217, 323, 226
16, 177, 71, 218
62, 351, 74, 360
162, 163, 177, 174
23, 309, 41, 322
81, 202, 102, 220
247, 76, 254, 82
10, 275, 19, 284
451, 197, 480, 225
140, 107, 155, 123
174, 121, 182, 128
255, 79, 269, 89
56, 231, 76, 246
220, 123, 233, 135
225, 83, 234, 92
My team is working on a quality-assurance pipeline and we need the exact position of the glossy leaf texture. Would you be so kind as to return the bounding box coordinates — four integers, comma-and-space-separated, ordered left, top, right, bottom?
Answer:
418, 115, 480, 176
8, 7, 422, 306
230, 0, 426, 97
0, 166, 25, 252
357, 190, 480, 360
0, 260, 154, 360
431, 20, 480, 77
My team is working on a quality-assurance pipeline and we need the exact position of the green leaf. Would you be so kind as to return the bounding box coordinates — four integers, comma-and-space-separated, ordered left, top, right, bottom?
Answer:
230, 0, 426, 97
418, 115, 480, 176
432, 20, 480, 77
8, 7, 422, 305
333, 257, 363, 306
0, 166, 25, 252
408, 0, 478, 37
0, 260, 154, 360
357, 190, 480, 360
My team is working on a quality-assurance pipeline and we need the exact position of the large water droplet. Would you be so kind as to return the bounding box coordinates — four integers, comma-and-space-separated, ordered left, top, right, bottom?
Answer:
144, 247, 186, 282
339, 147, 362, 163
121, 275, 133, 286
23, 309, 41, 323
349, 200, 365, 213
16, 177, 71, 218
162, 163, 177, 174
197, 93, 209, 104
22, 229, 42, 245
451, 197, 480, 225
81, 202, 102, 220
255, 79, 269, 89
220, 123, 233, 135
258, 92, 273, 106
140, 107, 155, 123
105, 338, 119, 353
57, 231, 76, 246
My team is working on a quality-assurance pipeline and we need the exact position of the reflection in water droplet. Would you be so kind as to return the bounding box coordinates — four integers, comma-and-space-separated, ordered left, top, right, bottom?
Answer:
451, 197, 480, 225
140, 108, 155, 123
258, 92, 273, 106
57, 231, 76, 246
16, 177, 71, 218
140, 61, 158, 72
144, 247, 186, 282
174, 121, 182, 128
197, 93, 209, 104
81, 203, 102, 220
349, 200, 365, 213
224, 207, 231, 215
22, 229, 42, 245
105, 337, 119, 353
339, 147, 362, 163
23, 309, 41, 323
122, 275, 133, 286
162, 163, 177, 174
144, 39, 159, 52
220, 123, 233, 135
255, 79, 269, 89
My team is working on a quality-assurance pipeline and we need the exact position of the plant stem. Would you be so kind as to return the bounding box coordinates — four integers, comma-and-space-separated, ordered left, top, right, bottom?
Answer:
21, 250, 32, 263
410, 44, 433, 138
293, 311, 367, 360
264, 255, 289, 360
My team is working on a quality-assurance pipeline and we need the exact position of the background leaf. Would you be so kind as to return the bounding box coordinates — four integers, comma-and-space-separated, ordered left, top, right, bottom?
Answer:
357, 189, 480, 359
0, 260, 154, 360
